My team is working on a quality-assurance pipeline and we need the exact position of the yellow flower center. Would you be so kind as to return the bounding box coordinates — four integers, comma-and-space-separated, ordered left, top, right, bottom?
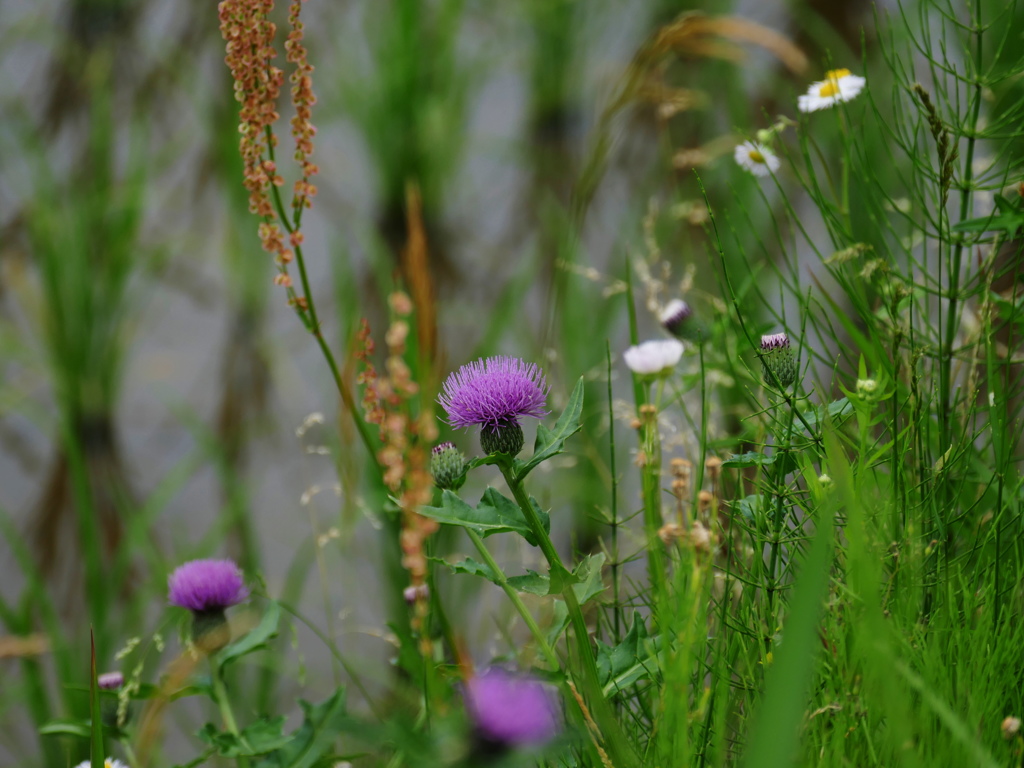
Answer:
748, 149, 766, 164
818, 69, 851, 98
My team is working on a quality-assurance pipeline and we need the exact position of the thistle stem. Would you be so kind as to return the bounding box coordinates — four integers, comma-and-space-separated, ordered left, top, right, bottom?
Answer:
497, 461, 639, 768
210, 662, 250, 768
464, 529, 559, 670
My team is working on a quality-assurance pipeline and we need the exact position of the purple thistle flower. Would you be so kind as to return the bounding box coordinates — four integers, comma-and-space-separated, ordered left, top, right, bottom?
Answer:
465, 668, 560, 748
97, 671, 124, 690
439, 356, 549, 456
439, 356, 549, 430
168, 559, 249, 613
760, 332, 790, 351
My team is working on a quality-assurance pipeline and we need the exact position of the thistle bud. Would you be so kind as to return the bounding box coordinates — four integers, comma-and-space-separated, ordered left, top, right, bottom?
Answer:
480, 422, 524, 457
430, 442, 467, 490
760, 332, 797, 388
659, 299, 693, 338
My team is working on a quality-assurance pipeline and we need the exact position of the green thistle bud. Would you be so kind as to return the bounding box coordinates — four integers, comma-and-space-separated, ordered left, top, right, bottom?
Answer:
760, 332, 797, 388
431, 442, 467, 490
480, 422, 524, 457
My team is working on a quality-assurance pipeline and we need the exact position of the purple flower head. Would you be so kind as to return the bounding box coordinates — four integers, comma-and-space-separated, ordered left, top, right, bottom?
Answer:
659, 299, 693, 337
168, 559, 249, 613
439, 356, 549, 432
98, 671, 124, 690
760, 332, 790, 351
465, 668, 560, 748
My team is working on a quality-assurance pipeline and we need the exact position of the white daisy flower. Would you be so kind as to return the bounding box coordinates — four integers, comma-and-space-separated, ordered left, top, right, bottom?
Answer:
734, 141, 781, 177
797, 69, 866, 113
74, 760, 129, 768
624, 339, 685, 376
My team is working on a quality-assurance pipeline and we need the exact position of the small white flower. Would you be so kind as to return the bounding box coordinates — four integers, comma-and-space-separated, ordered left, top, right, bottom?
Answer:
75, 760, 129, 768
734, 141, 780, 177
624, 339, 685, 376
798, 69, 866, 113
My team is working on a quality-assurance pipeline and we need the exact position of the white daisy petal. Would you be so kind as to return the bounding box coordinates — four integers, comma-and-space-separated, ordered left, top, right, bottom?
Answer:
734, 141, 781, 177
797, 69, 866, 113
624, 339, 685, 376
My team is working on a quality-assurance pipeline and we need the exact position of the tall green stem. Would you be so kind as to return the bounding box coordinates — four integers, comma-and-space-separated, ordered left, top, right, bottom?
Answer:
496, 461, 639, 767
939, 13, 984, 475
464, 529, 559, 669
639, 380, 668, 623
211, 662, 250, 768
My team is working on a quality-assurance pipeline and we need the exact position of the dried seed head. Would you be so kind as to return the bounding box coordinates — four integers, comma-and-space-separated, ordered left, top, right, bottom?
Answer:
689, 521, 711, 554
704, 455, 722, 482
658, 522, 685, 546
670, 457, 692, 480
698, 490, 714, 514
1002, 716, 1021, 740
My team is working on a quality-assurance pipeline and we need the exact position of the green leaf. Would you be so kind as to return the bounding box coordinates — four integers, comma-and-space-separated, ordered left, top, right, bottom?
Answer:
724, 450, 770, 468
571, 553, 607, 605
952, 195, 1024, 233
795, 397, 854, 432
198, 717, 292, 758
734, 494, 763, 523
514, 377, 585, 479
217, 600, 281, 669
721, 451, 797, 475
39, 718, 92, 738
546, 600, 570, 646
254, 688, 347, 768
721, 452, 776, 469
436, 554, 598, 598
596, 613, 658, 697
419, 488, 550, 545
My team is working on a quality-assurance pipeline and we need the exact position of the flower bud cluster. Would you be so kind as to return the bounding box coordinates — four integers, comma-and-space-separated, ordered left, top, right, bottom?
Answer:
856, 378, 878, 401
